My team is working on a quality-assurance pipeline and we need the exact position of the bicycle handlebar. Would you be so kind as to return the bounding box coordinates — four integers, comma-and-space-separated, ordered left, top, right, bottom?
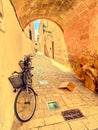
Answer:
12, 54, 34, 74
12, 71, 21, 75
24, 54, 33, 62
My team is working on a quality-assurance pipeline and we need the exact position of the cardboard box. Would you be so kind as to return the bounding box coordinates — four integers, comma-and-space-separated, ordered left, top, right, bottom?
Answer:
59, 81, 75, 92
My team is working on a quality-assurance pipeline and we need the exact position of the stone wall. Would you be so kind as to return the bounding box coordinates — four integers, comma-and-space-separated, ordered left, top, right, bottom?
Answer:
64, 1, 98, 72
38, 1, 98, 73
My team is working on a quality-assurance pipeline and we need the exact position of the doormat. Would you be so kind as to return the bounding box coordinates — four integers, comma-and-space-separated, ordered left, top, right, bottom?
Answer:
39, 80, 48, 85
47, 101, 59, 110
61, 108, 84, 121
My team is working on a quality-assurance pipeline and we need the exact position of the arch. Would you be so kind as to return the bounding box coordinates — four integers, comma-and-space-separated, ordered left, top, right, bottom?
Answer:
10, 0, 76, 31
24, 17, 64, 32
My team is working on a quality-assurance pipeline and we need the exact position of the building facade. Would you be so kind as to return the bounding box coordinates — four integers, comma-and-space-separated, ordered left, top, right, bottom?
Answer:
38, 19, 70, 67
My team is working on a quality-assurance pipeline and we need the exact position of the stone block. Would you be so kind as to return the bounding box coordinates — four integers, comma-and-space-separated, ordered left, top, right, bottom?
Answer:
44, 115, 64, 125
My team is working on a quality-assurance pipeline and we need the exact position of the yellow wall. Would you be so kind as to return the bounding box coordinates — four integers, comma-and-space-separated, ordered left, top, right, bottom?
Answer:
0, 0, 34, 130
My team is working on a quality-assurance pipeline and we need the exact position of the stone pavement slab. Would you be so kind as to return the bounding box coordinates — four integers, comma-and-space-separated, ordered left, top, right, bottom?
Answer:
54, 122, 70, 130
82, 115, 98, 130
39, 125, 54, 130
19, 118, 45, 130
44, 115, 64, 125
68, 120, 88, 130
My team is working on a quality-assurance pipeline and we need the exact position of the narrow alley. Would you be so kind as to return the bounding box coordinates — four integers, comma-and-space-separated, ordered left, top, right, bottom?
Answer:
1, 1, 98, 130
12, 52, 98, 130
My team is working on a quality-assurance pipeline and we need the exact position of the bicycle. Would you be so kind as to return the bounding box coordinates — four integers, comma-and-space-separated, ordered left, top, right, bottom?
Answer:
8, 55, 37, 122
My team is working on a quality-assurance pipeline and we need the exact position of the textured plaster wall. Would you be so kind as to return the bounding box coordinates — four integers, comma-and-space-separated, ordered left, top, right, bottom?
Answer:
0, 0, 34, 130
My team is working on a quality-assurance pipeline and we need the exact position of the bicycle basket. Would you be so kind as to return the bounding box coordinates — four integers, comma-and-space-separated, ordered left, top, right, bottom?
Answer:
8, 74, 23, 89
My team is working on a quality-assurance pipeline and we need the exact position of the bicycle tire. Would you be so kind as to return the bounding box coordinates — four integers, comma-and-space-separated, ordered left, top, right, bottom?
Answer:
14, 87, 36, 122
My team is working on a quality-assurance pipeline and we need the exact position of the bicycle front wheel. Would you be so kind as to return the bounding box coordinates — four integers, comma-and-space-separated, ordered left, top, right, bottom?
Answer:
14, 87, 36, 122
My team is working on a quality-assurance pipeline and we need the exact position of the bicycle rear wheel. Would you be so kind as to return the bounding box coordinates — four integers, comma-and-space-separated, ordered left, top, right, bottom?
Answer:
14, 87, 36, 122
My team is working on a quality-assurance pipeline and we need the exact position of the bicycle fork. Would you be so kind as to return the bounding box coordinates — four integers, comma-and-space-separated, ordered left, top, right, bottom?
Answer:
24, 86, 37, 105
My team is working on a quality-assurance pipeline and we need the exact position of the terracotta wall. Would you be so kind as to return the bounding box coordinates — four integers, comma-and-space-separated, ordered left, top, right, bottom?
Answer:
64, 1, 98, 72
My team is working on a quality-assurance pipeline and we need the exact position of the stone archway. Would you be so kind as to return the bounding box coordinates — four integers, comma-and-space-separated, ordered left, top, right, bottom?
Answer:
10, 0, 76, 31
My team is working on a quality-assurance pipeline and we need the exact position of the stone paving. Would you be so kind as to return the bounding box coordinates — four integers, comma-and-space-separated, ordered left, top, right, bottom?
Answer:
11, 52, 98, 130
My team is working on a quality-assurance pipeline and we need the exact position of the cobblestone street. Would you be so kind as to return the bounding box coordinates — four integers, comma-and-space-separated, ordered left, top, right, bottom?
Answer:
12, 52, 98, 130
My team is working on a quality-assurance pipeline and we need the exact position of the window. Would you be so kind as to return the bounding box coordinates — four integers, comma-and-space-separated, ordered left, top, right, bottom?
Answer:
29, 29, 32, 40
